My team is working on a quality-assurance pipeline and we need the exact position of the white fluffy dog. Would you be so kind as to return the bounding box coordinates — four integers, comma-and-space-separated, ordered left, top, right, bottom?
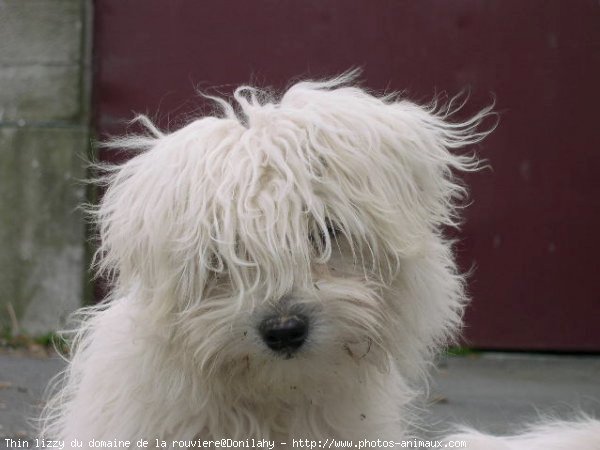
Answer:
42, 75, 599, 449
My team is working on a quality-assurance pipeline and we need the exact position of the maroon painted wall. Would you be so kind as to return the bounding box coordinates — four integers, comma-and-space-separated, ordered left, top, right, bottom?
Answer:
92, 0, 600, 351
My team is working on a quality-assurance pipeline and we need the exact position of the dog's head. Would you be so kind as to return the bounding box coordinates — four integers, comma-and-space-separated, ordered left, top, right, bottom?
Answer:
95, 74, 493, 398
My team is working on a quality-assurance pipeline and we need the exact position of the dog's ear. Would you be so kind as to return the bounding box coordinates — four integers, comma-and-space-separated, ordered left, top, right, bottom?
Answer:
385, 96, 496, 228
281, 82, 496, 256
91, 116, 246, 308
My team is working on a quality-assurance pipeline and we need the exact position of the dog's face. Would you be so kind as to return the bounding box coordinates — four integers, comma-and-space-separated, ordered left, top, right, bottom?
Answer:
96, 77, 491, 400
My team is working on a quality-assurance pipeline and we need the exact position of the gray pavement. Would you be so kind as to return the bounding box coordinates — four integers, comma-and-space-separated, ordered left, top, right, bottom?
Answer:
0, 352, 65, 441
426, 353, 600, 436
0, 351, 598, 443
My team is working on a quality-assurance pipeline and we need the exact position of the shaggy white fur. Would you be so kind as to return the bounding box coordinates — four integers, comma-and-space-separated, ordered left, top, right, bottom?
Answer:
41, 74, 600, 449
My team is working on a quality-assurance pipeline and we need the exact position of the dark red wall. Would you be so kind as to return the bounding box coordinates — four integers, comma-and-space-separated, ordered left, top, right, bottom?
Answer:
93, 0, 600, 351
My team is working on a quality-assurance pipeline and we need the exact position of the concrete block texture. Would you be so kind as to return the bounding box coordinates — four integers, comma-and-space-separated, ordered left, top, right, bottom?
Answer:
0, 0, 83, 65
0, 0, 85, 123
0, 127, 88, 335
0, 65, 82, 123
0, 0, 91, 335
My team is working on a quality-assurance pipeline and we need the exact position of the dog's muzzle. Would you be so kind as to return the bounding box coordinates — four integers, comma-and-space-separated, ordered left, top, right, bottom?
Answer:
259, 314, 309, 358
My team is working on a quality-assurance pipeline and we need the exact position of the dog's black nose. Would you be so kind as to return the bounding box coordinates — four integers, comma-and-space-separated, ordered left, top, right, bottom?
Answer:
259, 314, 309, 356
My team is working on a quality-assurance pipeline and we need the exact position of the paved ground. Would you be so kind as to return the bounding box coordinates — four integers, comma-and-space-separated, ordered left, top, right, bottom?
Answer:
0, 351, 65, 441
426, 353, 600, 436
0, 351, 599, 443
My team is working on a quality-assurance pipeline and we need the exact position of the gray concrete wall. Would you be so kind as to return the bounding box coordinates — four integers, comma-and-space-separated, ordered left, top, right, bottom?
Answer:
0, 0, 92, 335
